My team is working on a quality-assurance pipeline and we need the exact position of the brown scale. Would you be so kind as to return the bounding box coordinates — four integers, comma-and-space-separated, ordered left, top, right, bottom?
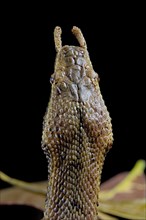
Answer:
41, 26, 113, 220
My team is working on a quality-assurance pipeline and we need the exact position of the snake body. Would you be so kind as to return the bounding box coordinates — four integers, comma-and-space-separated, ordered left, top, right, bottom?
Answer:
42, 26, 113, 220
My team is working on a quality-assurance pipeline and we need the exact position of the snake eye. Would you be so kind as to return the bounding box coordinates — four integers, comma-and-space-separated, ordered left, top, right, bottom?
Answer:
83, 76, 92, 89
57, 82, 68, 94
59, 82, 67, 91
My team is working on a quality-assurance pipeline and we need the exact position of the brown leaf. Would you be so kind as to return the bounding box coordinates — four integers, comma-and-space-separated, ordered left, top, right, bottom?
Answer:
99, 160, 146, 219
101, 172, 146, 200
0, 182, 47, 211
99, 199, 146, 220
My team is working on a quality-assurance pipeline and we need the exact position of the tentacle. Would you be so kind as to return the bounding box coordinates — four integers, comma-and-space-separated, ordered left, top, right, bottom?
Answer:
54, 26, 62, 52
72, 26, 87, 49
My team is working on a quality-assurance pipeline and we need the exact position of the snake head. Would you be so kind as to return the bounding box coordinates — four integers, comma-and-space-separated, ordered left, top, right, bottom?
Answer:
51, 26, 100, 103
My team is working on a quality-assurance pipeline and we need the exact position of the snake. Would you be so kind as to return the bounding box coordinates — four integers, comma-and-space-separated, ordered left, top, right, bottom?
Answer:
41, 26, 113, 220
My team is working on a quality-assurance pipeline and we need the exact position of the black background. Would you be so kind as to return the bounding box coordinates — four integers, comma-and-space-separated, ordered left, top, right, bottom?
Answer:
1, 3, 145, 189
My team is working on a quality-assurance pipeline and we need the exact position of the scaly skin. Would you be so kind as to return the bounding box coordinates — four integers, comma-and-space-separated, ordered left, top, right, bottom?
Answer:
42, 27, 113, 220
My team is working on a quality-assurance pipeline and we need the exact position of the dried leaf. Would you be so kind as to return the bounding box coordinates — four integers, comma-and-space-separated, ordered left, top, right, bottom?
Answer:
101, 172, 145, 201
0, 182, 46, 210
0, 171, 46, 195
98, 211, 118, 220
99, 160, 146, 219
99, 199, 146, 220
100, 160, 146, 200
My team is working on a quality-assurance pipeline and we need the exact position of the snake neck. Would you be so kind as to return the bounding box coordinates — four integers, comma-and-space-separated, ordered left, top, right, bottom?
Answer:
45, 160, 101, 220
42, 97, 112, 220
